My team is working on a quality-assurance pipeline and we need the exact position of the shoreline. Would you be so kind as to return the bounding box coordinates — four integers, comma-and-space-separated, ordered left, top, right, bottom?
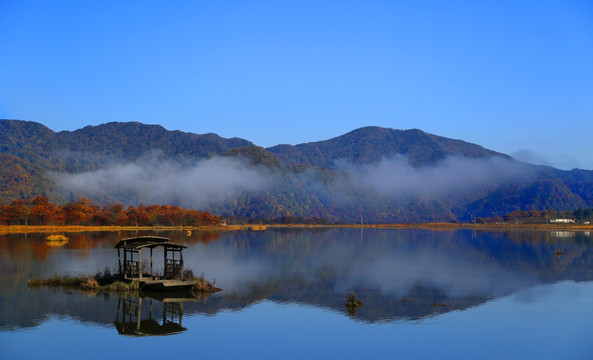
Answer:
1, 223, 593, 234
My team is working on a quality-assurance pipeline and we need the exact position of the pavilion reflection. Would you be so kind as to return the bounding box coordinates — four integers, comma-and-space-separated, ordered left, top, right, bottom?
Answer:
114, 291, 205, 337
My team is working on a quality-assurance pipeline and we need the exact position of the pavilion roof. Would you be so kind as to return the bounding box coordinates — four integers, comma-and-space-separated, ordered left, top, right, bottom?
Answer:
114, 236, 187, 250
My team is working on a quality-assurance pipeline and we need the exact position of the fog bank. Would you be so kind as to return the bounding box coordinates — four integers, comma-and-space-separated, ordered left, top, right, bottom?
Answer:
53, 154, 270, 207
340, 155, 531, 199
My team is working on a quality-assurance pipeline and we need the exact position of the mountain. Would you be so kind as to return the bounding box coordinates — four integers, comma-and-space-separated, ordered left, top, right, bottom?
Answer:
1, 119, 592, 222
267, 126, 509, 168
0, 120, 254, 203
0, 120, 252, 167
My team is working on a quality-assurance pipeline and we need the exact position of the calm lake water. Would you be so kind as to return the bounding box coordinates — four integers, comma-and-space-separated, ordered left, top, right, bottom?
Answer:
1, 228, 592, 359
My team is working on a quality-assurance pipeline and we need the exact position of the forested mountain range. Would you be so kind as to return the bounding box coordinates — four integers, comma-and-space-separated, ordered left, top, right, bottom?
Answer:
267, 126, 509, 167
1, 119, 592, 223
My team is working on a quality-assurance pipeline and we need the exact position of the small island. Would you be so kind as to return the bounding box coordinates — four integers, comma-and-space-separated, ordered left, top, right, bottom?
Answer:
29, 235, 220, 295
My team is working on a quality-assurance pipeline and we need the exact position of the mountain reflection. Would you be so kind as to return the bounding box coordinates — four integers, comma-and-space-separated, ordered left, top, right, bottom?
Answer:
1, 228, 592, 329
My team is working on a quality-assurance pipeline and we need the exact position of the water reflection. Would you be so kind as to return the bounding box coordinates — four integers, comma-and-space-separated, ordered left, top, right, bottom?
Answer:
1, 228, 592, 330
114, 291, 205, 337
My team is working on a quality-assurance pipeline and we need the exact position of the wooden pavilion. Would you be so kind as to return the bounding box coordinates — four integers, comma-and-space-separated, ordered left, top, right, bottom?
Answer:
114, 236, 192, 290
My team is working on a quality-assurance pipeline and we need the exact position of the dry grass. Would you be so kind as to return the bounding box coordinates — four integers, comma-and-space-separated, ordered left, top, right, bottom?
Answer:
102, 281, 140, 293
28, 273, 140, 295
29, 267, 219, 295
249, 225, 268, 231
28, 274, 85, 287
186, 271, 221, 293
2, 222, 593, 235
46, 234, 69, 241
0, 225, 237, 234
45, 234, 69, 247
191, 277, 220, 293
80, 278, 99, 290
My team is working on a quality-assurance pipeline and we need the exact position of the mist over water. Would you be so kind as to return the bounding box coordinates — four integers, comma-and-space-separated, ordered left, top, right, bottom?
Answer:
188, 230, 538, 299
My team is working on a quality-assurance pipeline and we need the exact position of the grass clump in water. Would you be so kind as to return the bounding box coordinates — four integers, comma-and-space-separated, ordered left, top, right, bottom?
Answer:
93, 267, 118, 286
344, 291, 363, 316
45, 234, 69, 247
80, 278, 99, 290
184, 269, 221, 293
28, 274, 85, 288
29, 268, 140, 295
191, 276, 219, 293
102, 280, 140, 294
345, 291, 363, 308
46, 234, 69, 241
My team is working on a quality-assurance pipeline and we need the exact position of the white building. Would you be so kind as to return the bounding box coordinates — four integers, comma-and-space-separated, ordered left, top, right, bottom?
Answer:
549, 218, 575, 223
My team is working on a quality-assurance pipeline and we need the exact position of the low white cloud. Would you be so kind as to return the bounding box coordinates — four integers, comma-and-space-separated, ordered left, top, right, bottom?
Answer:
339, 155, 532, 199
51, 153, 535, 219
52, 154, 271, 207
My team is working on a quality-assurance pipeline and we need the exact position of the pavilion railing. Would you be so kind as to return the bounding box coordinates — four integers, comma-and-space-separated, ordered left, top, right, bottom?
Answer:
164, 259, 182, 279
124, 260, 139, 278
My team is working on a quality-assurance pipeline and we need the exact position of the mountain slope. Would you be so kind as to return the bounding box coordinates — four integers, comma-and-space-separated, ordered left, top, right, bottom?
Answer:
1, 120, 253, 166
267, 126, 509, 168
63, 122, 253, 160
1, 119, 592, 222
0, 120, 254, 203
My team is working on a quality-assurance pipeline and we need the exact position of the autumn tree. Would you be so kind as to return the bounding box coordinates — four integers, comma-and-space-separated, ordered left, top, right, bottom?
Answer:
3, 199, 30, 225
0, 197, 221, 227
125, 205, 149, 226
184, 209, 221, 225
29, 196, 58, 225
96, 203, 128, 225
61, 198, 98, 225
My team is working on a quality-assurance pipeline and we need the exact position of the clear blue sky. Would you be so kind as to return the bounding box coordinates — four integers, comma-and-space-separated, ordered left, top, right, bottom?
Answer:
1, 0, 592, 169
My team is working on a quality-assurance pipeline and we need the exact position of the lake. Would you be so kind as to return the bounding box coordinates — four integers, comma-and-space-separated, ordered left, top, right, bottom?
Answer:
1, 228, 592, 359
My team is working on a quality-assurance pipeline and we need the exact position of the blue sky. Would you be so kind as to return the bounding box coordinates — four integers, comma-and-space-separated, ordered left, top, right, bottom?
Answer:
1, 0, 592, 169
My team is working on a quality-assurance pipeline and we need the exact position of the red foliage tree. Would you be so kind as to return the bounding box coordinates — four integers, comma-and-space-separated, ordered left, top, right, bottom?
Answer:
29, 196, 58, 225
60, 198, 98, 225
1, 197, 220, 227
96, 203, 128, 226
3, 199, 30, 225
125, 205, 149, 226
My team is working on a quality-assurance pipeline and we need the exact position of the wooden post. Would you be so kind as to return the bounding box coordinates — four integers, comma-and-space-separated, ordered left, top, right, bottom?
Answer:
138, 249, 143, 280
137, 297, 142, 331
150, 248, 153, 280
117, 296, 121, 322
179, 302, 183, 326
123, 248, 127, 279
118, 248, 122, 275
180, 249, 184, 280
149, 298, 152, 320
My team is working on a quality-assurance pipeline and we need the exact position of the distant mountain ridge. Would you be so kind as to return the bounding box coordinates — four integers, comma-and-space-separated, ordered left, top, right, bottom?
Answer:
1, 119, 592, 222
267, 126, 509, 168
1, 120, 252, 164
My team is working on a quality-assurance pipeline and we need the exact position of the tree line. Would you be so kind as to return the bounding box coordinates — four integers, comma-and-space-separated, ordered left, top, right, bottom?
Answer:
0, 196, 221, 226
475, 208, 593, 224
